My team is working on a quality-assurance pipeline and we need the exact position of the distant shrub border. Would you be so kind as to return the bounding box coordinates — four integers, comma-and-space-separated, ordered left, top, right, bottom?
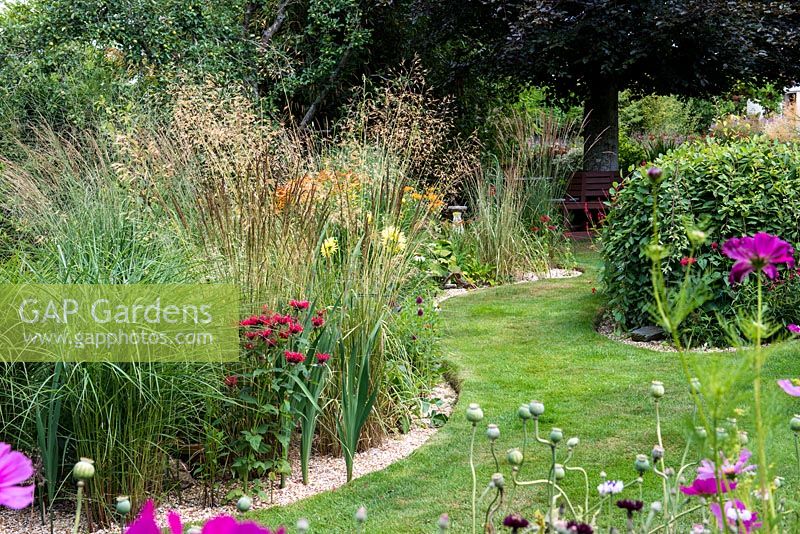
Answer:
601, 136, 800, 346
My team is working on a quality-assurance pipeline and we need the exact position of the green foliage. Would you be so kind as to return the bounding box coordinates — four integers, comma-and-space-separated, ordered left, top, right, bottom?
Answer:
513, 86, 582, 123
601, 136, 800, 345
618, 133, 647, 175
619, 91, 701, 137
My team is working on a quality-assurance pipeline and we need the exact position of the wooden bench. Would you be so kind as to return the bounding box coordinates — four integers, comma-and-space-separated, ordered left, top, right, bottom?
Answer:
558, 171, 618, 229
561, 171, 617, 211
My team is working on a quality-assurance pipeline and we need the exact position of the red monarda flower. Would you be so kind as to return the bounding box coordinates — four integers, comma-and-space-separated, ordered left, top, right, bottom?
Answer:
531, 226, 540, 232
244, 343, 254, 350
288, 322, 304, 334
316, 353, 331, 364
539, 214, 551, 223
289, 299, 310, 310
284, 351, 305, 364
711, 242, 719, 250
240, 316, 260, 326
257, 329, 272, 339
244, 331, 257, 339
547, 225, 557, 231
279, 331, 290, 339
311, 316, 324, 328
224, 375, 238, 388
680, 256, 697, 266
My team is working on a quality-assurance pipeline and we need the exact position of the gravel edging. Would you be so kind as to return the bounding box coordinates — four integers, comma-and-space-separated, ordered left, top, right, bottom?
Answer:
596, 316, 738, 353
434, 268, 583, 306
0, 383, 457, 534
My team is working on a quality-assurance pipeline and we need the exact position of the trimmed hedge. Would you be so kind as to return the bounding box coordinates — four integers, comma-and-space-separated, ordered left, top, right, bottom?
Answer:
601, 136, 800, 345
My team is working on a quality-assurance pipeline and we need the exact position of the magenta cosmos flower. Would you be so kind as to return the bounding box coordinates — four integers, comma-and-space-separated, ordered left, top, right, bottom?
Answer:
0, 442, 35, 509
777, 379, 800, 397
125, 500, 282, 534
680, 449, 754, 496
722, 233, 795, 284
788, 324, 800, 335
710, 500, 762, 533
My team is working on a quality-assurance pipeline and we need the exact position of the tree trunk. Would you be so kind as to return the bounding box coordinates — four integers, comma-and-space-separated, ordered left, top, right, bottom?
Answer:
583, 79, 619, 172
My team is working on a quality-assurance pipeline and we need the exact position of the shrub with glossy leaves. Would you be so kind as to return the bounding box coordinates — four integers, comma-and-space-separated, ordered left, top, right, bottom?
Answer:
601, 136, 800, 345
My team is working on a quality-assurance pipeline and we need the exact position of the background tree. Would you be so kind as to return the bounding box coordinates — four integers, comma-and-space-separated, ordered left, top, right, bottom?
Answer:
400, 0, 800, 171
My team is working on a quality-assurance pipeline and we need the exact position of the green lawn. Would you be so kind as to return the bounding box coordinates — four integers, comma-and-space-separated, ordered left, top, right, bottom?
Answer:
250, 245, 800, 532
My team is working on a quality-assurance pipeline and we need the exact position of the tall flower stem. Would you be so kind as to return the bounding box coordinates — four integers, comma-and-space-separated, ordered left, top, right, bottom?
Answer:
794, 433, 800, 475
72, 481, 84, 534
548, 445, 556, 523
654, 399, 669, 521
753, 275, 774, 528
469, 423, 478, 534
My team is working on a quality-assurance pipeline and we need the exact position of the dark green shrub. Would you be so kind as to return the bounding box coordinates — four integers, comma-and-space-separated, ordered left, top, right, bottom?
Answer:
601, 136, 800, 346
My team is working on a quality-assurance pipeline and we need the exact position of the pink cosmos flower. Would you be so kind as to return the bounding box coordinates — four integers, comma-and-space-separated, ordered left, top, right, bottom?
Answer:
709, 500, 761, 533
125, 500, 282, 534
0, 443, 35, 509
788, 324, 800, 335
722, 233, 795, 284
777, 379, 800, 397
680, 449, 755, 496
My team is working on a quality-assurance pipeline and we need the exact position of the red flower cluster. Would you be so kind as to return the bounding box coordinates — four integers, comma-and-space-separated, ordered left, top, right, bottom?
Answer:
539, 214, 551, 223
680, 256, 697, 266
224, 375, 238, 388
239, 299, 323, 348
316, 352, 331, 364
284, 351, 305, 364
289, 299, 310, 310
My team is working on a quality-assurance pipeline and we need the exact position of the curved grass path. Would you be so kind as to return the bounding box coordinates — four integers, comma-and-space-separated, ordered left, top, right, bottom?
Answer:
251, 246, 800, 533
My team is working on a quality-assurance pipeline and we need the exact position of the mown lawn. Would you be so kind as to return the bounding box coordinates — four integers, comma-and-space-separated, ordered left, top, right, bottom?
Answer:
249, 245, 800, 532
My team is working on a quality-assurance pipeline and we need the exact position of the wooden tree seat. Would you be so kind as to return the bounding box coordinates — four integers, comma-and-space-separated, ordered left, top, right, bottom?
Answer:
559, 171, 617, 211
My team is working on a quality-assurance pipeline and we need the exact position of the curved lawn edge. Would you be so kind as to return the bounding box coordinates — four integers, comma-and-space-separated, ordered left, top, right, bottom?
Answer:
246, 246, 800, 533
